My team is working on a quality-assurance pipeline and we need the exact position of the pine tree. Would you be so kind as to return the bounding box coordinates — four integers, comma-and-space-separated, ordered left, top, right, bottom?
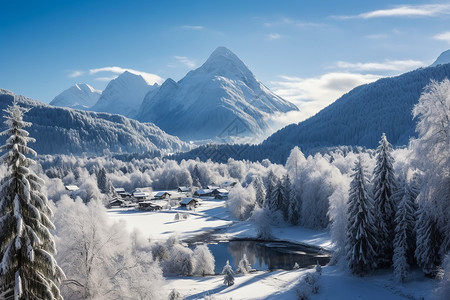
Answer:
253, 176, 266, 208
415, 200, 442, 277
288, 185, 300, 225
191, 165, 202, 188
96, 167, 113, 194
264, 170, 277, 209
281, 175, 292, 221
372, 133, 397, 267
222, 260, 234, 286
393, 184, 417, 282
345, 156, 378, 276
0, 101, 64, 299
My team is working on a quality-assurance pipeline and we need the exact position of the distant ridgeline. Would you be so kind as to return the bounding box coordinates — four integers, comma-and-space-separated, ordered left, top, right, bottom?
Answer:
173, 63, 450, 164
0, 89, 191, 156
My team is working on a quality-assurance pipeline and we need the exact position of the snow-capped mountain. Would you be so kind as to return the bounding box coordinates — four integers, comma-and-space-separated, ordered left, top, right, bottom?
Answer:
136, 47, 298, 141
430, 49, 450, 67
0, 89, 191, 156
50, 83, 101, 110
91, 71, 159, 118
175, 54, 450, 164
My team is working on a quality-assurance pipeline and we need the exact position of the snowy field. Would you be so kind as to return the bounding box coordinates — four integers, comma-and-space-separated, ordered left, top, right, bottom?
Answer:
106, 199, 438, 300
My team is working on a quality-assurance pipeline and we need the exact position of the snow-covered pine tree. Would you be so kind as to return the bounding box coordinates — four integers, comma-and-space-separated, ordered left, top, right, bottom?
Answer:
222, 260, 234, 286
372, 133, 397, 267
345, 156, 378, 276
281, 174, 292, 221
253, 176, 266, 208
393, 183, 417, 282
0, 101, 64, 299
269, 178, 284, 213
193, 245, 215, 276
415, 200, 442, 277
237, 254, 251, 274
264, 170, 277, 209
288, 184, 300, 225
96, 167, 113, 195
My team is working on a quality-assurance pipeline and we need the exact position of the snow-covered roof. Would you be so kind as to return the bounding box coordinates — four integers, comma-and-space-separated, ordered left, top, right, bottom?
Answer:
133, 192, 149, 198
65, 185, 79, 191
178, 186, 190, 192
195, 189, 213, 195
154, 191, 170, 197
180, 198, 201, 205
114, 188, 125, 193
214, 188, 229, 194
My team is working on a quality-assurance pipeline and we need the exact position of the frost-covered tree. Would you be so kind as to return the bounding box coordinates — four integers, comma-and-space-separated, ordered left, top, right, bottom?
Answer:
237, 254, 251, 274
328, 182, 350, 265
55, 197, 164, 299
287, 184, 300, 225
193, 245, 215, 276
264, 170, 277, 209
251, 207, 273, 240
168, 289, 182, 300
415, 200, 442, 277
285, 146, 306, 181
281, 175, 292, 221
222, 260, 234, 286
393, 183, 417, 282
345, 156, 378, 276
435, 253, 450, 300
253, 176, 266, 208
411, 79, 450, 258
372, 133, 397, 266
227, 183, 256, 220
0, 101, 64, 299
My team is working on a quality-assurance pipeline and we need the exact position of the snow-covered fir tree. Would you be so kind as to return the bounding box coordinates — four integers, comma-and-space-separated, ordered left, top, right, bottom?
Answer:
264, 170, 277, 210
237, 254, 251, 274
435, 253, 450, 300
253, 176, 266, 208
345, 156, 378, 276
415, 200, 442, 277
288, 184, 300, 225
0, 101, 64, 299
393, 183, 417, 282
372, 133, 397, 266
222, 260, 234, 286
281, 174, 292, 221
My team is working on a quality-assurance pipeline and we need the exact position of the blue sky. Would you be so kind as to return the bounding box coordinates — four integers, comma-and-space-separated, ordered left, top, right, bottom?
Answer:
1, 0, 450, 120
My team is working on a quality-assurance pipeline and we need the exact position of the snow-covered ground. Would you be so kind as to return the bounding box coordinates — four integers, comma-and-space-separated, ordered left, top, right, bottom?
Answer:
106, 198, 438, 300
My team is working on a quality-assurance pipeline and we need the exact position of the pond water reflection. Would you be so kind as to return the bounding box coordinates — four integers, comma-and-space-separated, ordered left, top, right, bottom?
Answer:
192, 239, 331, 274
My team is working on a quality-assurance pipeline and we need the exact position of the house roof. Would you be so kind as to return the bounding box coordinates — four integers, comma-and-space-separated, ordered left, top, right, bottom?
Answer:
154, 191, 170, 197
114, 188, 125, 193
214, 188, 229, 194
178, 186, 189, 191
133, 192, 149, 198
207, 185, 220, 190
195, 189, 213, 195
65, 185, 79, 191
180, 197, 201, 205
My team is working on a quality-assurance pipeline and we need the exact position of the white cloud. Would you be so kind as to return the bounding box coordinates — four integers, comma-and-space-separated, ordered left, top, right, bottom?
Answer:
269, 72, 381, 124
68, 70, 84, 78
89, 66, 164, 85
264, 17, 325, 29
332, 59, 424, 72
180, 25, 204, 30
174, 56, 196, 68
433, 31, 450, 44
335, 4, 450, 19
268, 33, 282, 40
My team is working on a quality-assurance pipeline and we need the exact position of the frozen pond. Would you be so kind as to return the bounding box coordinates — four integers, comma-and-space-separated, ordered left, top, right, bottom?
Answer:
190, 239, 331, 274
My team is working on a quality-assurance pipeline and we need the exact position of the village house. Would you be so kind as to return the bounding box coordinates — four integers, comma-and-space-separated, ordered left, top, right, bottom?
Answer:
154, 191, 171, 199
194, 189, 214, 197
180, 197, 201, 208
177, 186, 190, 193
138, 201, 163, 211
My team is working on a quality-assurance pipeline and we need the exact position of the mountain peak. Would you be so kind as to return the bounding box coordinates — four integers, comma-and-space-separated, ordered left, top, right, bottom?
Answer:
50, 83, 100, 109
430, 49, 450, 67
199, 47, 251, 77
